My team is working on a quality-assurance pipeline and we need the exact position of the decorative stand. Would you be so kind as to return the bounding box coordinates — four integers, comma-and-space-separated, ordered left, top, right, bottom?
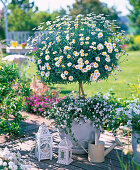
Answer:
35, 122, 53, 161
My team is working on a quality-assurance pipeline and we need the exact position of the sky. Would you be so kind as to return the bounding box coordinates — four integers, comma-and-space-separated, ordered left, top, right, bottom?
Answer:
33, 0, 131, 16
0, 0, 132, 16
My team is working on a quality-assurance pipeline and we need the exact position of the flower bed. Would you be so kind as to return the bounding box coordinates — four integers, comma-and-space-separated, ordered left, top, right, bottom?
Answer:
0, 147, 30, 170
24, 95, 64, 115
23, 77, 65, 115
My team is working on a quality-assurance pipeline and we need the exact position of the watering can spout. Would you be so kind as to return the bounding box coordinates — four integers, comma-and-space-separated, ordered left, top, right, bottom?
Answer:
104, 137, 122, 157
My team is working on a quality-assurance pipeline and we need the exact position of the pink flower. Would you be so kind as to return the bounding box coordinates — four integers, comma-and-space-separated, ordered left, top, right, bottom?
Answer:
33, 47, 38, 52
23, 96, 26, 100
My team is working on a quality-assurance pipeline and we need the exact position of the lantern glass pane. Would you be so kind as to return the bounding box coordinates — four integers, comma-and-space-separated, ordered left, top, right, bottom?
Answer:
69, 151, 71, 158
61, 151, 64, 159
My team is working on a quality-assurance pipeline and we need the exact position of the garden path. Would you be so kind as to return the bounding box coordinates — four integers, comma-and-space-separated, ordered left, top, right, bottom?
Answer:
0, 112, 133, 170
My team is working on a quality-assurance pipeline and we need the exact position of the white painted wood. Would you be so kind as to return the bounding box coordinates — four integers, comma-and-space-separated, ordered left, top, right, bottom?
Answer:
8, 31, 31, 44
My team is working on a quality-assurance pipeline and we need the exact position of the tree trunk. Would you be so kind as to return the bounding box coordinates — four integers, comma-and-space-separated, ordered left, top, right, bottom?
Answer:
79, 81, 85, 97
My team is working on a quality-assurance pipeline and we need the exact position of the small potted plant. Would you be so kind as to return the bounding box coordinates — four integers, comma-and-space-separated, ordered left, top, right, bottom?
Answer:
28, 13, 128, 153
114, 101, 140, 165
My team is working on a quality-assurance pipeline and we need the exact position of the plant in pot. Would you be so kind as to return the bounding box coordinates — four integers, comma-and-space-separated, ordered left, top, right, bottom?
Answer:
28, 13, 127, 153
115, 101, 140, 165
48, 91, 121, 154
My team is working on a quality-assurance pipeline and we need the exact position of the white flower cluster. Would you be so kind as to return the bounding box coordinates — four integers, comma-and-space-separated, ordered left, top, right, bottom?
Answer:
0, 147, 31, 170
28, 13, 128, 84
48, 94, 116, 131
116, 102, 140, 129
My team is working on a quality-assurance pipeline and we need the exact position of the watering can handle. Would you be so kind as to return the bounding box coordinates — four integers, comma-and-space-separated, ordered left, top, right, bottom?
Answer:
80, 140, 89, 153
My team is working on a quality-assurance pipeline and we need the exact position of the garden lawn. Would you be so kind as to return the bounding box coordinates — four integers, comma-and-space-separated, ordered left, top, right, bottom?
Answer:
1, 51, 140, 98
51, 51, 140, 98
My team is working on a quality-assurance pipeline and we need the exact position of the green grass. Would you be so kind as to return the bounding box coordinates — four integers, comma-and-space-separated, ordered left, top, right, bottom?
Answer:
1, 51, 140, 98
52, 51, 140, 98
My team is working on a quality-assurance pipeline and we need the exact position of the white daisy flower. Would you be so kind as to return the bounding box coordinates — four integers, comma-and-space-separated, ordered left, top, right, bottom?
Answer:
114, 49, 119, 52
64, 71, 68, 75
105, 57, 111, 62
82, 68, 88, 73
67, 62, 72, 67
55, 62, 60, 67
95, 57, 100, 62
86, 65, 91, 70
93, 62, 99, 68
40, 52, 43, 56
86, 37, 90, 40
38, 59, 42, 64
105, 65, 108, 70
45, 71, 50, 77
41, 71, 45, 76
45, 55, 50, 60
42, 66, 45, 70
85, 60, 89, 64
90, 75, 97, 81
69, 76, 73, 81
92, 42, 96, 45
98, 32, 103, 38
61, 73, 65, 79
47, 65, 51, 70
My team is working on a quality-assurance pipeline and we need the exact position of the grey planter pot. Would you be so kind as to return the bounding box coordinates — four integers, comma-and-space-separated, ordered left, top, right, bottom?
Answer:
132, 131, 140, 165
58, 119, 99, 154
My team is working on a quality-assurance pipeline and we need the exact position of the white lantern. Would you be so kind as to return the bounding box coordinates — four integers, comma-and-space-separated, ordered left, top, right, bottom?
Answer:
57, 137, 73, 165
35, 122, 53, 161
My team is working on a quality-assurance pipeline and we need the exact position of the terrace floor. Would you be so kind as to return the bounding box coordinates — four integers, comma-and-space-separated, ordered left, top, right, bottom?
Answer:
0, 112, 136, 170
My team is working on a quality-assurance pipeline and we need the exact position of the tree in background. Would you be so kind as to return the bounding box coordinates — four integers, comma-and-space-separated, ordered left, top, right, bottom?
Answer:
68, 0, 119, 20
128, 0, 140, 34
8, 0, 37, 12
0, 8, 5, 40
32, 11, 52, 27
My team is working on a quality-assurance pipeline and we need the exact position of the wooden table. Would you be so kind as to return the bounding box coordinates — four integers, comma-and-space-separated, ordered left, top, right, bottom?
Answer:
6, 46, 32, 54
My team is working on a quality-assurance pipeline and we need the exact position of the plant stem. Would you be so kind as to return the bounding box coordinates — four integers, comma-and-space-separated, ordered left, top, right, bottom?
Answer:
79, 81, 85, 97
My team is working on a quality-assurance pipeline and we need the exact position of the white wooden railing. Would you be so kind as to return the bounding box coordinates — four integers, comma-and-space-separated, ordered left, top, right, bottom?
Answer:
8, 31, 48, 44
8, 31, 32, 44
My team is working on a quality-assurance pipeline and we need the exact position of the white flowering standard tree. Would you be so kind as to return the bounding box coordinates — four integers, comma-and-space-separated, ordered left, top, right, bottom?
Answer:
29, 13, 127, 96
28, 13, 128, 153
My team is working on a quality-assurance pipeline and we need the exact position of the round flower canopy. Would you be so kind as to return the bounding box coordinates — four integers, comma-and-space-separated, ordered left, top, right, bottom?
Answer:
29, 13, 127, 87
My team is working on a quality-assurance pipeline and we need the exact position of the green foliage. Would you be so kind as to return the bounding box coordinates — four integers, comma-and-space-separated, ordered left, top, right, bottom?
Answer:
68, 0, 118, 20
8, 7, 36, 31
128, 79, 140, 99
31, 11, 52, 27
0, 63, 20, 103
8, 0, 36, 12
128, 43, 140, 51
128, 0, 140, 34
0, 91, 25, 136
116, 151, 139, 170
134, 35, 140, 45
29, 13, 127, 85
126, 35, 140, 51
0, 63, 32, 136
0, 25, 5, 40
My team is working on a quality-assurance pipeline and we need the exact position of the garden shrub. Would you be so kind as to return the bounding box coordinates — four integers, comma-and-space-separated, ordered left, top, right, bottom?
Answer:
0, 63, 32, 136
23, 77, 64, 115
0, 63, 20, 103
0, 91, 25, 136
128, 43, 140, 51
134, 35, 140, 45
127, 34, 140, 51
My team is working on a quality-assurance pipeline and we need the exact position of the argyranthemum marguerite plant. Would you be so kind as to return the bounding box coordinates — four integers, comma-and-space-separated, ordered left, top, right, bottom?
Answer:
28, 13, 127, 95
